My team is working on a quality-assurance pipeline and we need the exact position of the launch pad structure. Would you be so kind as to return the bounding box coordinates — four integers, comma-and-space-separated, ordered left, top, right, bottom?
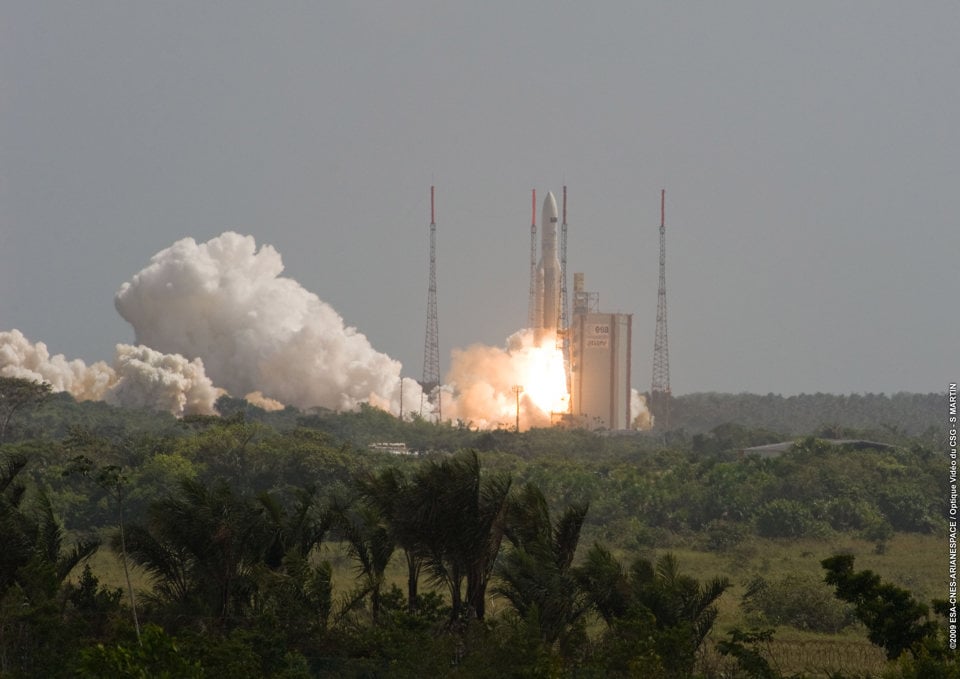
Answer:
416, 184, 658, 431
529, 189, 634, 431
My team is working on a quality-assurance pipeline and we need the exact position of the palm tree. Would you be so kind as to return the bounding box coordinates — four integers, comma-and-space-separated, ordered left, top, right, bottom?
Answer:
494, 482, 590, 646
258, 485, 327, 570
0, 454, 98, 594
355, 467, 423, 613
118, 478, 271, 626
0, 454, 100, 676
576, 546, 729, 677
254, 486, 333, 635
326, 493, 394, 623
398, 451, 511, 621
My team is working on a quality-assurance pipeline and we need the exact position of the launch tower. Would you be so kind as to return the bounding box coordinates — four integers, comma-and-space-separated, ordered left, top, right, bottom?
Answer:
650, 189, 671, 429
558, 186, 571, 394
421, 186, 441, 420
528, 190, 538, 330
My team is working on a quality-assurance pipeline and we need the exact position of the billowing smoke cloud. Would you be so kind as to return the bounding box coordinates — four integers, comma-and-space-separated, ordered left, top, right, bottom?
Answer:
105, 344, 220, 416
0, 330, 218, 416
114, 232, 422, 414
0, 329, 113, 400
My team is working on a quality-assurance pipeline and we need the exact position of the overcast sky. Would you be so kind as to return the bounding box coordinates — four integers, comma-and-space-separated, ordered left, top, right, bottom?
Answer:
2, 2, 957, 396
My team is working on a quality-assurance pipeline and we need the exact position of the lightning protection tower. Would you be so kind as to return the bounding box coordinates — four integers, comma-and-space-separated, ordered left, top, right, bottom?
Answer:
421, 186, 441, 420
527, 189, 538, 329
558, 186, 571, 394
650, 189, 671, 429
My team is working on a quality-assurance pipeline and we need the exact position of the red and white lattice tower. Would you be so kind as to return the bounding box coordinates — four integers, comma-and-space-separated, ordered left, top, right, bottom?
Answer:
421, 186, 441, 420
650, 189, 671, 429
558, 186, 571, 398
527, 189, 538, 330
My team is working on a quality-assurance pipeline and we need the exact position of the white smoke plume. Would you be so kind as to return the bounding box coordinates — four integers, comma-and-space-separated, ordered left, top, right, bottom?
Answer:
114, 232, 422, 415
630, 389, 653, 430
105, 344, 220, 416
0, 329, 218, 416
0, 329, 113, 400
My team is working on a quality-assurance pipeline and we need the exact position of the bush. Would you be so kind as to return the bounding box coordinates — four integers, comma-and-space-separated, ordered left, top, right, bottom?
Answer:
742, 574, 857, 633
824, 496, 881, 532
755, 499, 822, 538
704, 519, 747, 552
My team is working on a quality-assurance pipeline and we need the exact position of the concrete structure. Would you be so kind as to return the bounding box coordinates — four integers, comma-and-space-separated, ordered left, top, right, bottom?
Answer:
569, 275, 633, 429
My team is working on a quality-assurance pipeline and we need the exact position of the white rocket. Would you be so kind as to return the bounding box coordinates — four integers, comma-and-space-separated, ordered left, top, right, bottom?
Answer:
535, 191, 561, 336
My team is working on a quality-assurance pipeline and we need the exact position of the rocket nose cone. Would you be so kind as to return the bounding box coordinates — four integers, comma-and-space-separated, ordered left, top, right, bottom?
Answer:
542, 192, 559, 222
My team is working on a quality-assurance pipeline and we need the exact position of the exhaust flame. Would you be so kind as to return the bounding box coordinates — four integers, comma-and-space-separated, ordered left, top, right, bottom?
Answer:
443, 329, 569, 430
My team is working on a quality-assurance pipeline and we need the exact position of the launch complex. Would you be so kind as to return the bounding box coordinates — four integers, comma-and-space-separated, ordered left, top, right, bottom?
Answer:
420, 185, 670, 431
530, 188, 634, 430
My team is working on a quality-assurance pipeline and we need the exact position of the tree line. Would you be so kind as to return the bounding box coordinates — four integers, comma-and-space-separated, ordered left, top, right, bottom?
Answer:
0, 377, 954, 677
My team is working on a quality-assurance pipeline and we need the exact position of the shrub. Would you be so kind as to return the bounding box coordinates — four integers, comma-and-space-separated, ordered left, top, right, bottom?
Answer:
742, 574, 857, 633
755, 499, 821, 538
704, 519, 747, 552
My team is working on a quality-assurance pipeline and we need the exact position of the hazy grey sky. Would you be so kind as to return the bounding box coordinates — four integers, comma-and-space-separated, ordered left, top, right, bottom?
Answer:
2, 2, 957, 396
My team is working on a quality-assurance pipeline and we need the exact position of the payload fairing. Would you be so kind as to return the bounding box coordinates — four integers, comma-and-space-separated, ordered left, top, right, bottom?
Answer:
535, 191, 561, 337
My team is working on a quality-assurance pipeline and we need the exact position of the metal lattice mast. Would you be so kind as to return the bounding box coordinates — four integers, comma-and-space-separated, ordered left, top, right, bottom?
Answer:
421, 185, 441, 420
527, 189, 538, 329
651, 189, 671, 429
558, 186, 571, 399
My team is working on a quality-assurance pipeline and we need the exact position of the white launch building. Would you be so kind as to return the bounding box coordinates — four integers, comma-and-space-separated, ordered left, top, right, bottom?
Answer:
569, 274, 633, 430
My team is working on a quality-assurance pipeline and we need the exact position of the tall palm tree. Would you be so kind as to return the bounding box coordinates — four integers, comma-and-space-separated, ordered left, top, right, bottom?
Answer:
576, 546, 729, 677
400, 451, 512, 621
118, 478, 271, 626
494, 482, 590, 646
0, 455, 98, 594
251, 487, 333, 638
355, 467, 423, 612
258, 485, 326, 570
327, 493, 395, 623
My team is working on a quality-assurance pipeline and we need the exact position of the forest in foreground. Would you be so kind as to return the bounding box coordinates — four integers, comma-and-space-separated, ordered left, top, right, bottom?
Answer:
0, 380, 953, 678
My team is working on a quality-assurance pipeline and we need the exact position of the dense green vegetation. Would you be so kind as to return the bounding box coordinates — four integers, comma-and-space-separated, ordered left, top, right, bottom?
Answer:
0, 382, 952, 677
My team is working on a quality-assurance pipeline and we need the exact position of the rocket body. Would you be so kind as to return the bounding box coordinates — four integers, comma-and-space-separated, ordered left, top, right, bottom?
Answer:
535, 191, 561, 335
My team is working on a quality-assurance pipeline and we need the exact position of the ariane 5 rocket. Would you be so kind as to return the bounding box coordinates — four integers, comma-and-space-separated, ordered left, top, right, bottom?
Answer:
535, 191, 561, 337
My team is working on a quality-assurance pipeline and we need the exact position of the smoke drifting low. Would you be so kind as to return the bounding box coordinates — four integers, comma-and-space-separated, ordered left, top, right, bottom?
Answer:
0, 329, 218, 416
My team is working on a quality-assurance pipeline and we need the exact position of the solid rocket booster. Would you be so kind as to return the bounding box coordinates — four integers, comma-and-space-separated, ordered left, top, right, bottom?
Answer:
535, 191, 561, 334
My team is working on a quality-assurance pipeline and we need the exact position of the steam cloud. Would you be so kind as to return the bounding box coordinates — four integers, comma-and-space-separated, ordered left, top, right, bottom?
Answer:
0, 329, 218, 416
114, 232, 422, 414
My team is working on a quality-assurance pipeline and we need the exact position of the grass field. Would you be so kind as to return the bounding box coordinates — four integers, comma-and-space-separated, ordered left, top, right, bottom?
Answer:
674, 533, 941, 677
82, 531, 943, 677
